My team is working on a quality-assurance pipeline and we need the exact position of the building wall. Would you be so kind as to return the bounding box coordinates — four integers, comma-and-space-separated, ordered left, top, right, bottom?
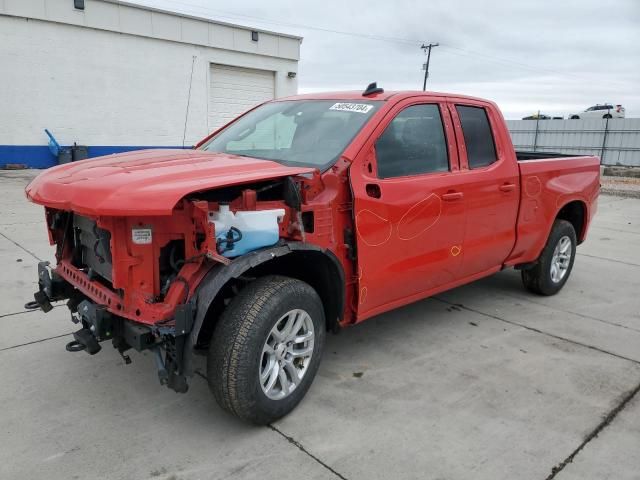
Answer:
0, 0, 300, 167
507, 118, 640, 167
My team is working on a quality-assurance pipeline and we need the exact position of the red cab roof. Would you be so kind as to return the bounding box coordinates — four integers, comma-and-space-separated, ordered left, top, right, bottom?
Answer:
277, 90, 490, 103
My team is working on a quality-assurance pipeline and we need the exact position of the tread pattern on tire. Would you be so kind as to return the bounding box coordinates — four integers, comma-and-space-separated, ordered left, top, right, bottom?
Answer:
521, 219, 576, 296
207, 275, 324, 424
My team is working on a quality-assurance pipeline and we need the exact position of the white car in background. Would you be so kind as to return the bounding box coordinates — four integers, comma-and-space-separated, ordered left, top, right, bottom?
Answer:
569, 104, 625, 119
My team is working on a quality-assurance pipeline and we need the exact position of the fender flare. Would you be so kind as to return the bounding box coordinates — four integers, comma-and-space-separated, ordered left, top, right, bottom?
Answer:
189, 241, 345, 347
524, 198, 589, 266
547, 197, 589, 243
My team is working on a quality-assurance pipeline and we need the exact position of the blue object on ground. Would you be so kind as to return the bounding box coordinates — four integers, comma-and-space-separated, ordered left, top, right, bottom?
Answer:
44, 129, 61, 157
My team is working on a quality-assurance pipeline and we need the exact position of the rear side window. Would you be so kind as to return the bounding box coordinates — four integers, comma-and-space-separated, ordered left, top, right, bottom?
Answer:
375, 104, 449, 179
456, 105, 497, 169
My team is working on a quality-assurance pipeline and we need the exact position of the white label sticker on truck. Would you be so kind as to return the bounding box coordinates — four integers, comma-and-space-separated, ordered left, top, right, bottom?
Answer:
329, 103, 373, 114
132, 228, 152, 245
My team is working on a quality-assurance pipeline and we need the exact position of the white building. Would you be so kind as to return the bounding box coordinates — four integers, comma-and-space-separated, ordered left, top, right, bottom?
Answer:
0, 0, 302, 167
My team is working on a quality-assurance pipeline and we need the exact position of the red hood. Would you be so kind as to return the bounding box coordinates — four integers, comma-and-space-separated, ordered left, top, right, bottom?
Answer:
26, 149, 316, 216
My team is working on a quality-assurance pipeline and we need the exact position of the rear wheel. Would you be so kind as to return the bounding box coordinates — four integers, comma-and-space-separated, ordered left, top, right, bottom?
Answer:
570, 115, 580, 119
603, 114, 613, 119
521, 220, 577, 295
207, 275, 325, 424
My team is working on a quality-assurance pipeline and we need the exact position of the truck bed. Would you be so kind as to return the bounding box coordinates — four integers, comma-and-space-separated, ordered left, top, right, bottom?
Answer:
516, 151, 582, 161
505, 154, 600, 267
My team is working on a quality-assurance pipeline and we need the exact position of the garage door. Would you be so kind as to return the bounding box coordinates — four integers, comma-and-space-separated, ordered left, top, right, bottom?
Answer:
208, 64, 275, 130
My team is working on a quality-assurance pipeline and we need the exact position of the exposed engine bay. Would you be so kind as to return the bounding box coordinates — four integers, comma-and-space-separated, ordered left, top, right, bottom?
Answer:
29, 171, 342, 392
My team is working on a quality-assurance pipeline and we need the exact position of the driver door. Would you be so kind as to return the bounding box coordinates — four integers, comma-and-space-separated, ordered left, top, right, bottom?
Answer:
351, 100, 467, 321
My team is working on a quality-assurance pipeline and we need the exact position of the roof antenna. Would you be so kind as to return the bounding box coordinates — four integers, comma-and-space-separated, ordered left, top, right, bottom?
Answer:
363, 82, 384, 96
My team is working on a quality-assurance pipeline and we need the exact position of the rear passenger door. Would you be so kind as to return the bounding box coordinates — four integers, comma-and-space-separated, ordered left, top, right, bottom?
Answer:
448, 101, 520, 277
351, 100, 467, 320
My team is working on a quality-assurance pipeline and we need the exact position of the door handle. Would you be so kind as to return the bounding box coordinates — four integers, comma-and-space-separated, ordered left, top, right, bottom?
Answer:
499, 183, 516, 192
442, 191, 464, 201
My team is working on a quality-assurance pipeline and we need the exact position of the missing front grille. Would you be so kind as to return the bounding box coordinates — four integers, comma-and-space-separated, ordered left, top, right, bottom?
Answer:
72, 215, 113, 282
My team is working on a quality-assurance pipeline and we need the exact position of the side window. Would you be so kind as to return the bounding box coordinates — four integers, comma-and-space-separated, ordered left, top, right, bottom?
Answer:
456, 105, 497, 169
375, 104, 449, 179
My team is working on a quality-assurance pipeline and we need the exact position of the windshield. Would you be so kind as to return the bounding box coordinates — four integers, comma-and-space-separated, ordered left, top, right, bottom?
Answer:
199, 100, 381, 170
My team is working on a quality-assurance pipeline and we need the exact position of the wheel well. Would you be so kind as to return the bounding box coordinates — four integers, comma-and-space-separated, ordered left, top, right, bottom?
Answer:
556, 201, 586, 243
195, 250, 345, 348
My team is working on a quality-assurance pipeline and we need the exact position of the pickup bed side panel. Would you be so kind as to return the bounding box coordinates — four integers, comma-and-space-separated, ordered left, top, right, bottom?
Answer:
505, 156, 600, 266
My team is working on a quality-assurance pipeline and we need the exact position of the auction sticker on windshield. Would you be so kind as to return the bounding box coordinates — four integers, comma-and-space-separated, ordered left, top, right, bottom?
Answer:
329, 103, 374, 114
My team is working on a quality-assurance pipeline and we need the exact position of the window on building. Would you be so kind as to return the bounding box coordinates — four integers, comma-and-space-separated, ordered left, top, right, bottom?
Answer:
375, 104, 449, 179
456, 105, 497, 169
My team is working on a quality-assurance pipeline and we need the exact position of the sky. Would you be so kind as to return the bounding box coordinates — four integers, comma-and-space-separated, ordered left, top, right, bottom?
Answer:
130, 0, 640, 119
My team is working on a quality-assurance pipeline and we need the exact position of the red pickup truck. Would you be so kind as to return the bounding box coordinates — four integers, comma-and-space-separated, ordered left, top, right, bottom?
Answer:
26, 85, 599, 424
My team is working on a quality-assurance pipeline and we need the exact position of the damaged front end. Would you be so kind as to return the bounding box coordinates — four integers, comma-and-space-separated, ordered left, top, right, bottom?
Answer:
31, 259, 198, 394
26, 175, 316, 393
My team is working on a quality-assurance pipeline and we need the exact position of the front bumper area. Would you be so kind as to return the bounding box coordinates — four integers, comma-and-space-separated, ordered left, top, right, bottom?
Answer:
29, 262, 194, 393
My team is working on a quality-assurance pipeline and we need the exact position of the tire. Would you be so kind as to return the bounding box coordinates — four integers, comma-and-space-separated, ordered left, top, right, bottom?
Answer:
207, 275, 325, 424
570, 115, 580, 119
603, 114, 612, 119
521, 220, 577, 296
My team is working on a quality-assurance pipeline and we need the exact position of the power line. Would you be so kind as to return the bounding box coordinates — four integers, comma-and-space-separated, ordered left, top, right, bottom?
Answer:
133, 0, 427, 45
440, 45, 583, 80
129, 0, 596, 82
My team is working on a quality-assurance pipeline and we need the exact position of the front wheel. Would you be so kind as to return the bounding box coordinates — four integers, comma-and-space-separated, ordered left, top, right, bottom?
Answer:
208, 275, 325, 424
521, 220, 577, 295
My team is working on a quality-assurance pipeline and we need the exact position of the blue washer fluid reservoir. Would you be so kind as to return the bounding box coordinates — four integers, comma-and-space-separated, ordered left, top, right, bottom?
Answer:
208, 205, 286, 258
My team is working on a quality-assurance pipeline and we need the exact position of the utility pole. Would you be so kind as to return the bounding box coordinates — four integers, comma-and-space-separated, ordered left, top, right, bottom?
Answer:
421, 42, 439, 90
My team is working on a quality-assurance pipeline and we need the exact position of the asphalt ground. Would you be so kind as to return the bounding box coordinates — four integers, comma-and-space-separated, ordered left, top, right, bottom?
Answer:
1, 169, 638, 480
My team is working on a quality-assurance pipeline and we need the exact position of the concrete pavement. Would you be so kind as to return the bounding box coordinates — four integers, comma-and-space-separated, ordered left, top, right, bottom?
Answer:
1, 170, 638, 480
